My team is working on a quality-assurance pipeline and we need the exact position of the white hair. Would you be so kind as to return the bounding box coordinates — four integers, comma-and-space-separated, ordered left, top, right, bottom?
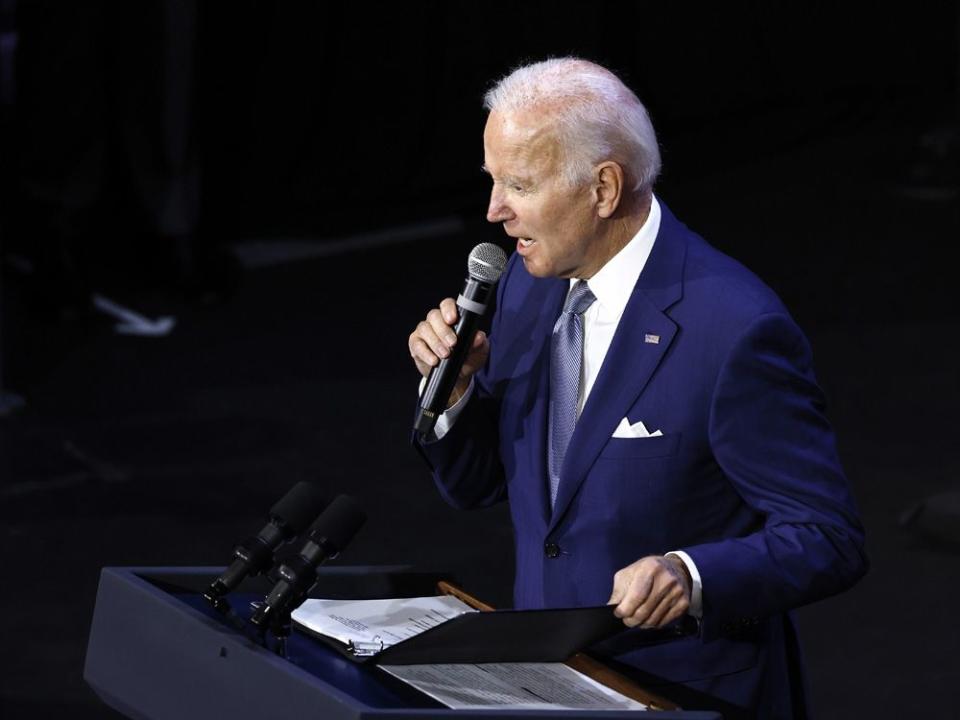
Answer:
483, 57, 661, 194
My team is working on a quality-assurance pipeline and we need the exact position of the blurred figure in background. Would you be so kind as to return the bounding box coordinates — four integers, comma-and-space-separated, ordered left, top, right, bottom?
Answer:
10, 0, 234, 319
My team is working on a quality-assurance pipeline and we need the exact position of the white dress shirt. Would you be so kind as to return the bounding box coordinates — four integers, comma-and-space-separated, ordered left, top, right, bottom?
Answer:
424, 195, 703, 616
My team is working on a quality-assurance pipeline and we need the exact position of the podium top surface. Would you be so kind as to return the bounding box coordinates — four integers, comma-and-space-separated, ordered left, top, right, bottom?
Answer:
84, 566, 719, 719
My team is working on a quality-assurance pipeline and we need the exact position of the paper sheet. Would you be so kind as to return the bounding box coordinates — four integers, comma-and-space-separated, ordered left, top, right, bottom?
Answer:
379, 662, 648, 711
291, 595, 476, 656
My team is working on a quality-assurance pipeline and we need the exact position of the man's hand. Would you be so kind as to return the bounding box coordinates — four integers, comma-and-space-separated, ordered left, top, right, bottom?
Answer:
608, 555, 692, 628
408, 298, 490, 408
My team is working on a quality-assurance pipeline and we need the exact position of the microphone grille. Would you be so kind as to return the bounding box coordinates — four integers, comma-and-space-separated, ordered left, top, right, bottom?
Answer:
271, 481, 328, 536
467, 243, 508, 283
310, 495, 367, 552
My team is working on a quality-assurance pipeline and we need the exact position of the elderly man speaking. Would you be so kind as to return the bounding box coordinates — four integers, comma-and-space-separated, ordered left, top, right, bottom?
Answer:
408, 57, 867, 718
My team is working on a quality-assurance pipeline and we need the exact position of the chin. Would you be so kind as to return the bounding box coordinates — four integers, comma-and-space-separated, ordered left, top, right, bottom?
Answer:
520, 257, 553, 278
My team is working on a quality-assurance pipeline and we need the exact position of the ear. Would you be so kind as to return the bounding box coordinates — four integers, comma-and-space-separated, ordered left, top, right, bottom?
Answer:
594, 162, 624, 218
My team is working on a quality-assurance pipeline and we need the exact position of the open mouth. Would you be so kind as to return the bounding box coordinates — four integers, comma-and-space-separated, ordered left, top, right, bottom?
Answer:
518, 238, 535, 248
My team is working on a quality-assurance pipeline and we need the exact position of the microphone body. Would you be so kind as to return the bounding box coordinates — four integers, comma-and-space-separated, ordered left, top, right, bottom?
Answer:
414, 243, 507, 438
250, 495, 366, 630
204, 481, 326, 605
209, 523, 285, 598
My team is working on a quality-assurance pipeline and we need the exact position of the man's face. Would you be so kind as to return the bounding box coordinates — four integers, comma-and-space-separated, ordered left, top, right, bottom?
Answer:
483, 110, 603, 279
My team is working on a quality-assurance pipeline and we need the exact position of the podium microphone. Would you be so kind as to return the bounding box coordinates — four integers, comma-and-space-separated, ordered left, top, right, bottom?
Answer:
250, 494, 366, 630
413, 243, 507, 440
204, 481, 327, 609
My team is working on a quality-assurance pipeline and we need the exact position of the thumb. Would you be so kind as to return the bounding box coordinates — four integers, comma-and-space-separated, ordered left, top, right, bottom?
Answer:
608, 574, 626, 606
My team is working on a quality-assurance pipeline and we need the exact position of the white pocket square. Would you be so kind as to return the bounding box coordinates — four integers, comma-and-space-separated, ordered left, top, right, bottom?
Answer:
612, 418, 663, 438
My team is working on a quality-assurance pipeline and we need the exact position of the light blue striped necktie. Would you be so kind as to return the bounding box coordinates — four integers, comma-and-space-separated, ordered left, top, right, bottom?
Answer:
548, 280, 596, 508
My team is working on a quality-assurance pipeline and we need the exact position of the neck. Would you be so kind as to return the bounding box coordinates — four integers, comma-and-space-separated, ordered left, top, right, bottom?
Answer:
579, 192, 652, 279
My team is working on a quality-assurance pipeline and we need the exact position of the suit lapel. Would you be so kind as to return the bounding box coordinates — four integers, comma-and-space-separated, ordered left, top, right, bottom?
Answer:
548, 206, 688, 531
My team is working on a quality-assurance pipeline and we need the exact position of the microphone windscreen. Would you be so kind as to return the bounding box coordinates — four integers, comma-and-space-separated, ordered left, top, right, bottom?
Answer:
310, 495, 367, 551
467, 243, 507, 283
270, 482, 328, 536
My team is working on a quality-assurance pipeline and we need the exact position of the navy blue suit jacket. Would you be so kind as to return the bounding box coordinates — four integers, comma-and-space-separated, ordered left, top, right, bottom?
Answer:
416, 201, 867, 717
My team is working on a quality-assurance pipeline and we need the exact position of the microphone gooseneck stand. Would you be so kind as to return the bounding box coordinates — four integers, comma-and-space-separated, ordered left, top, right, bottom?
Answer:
250, 495, 367, 657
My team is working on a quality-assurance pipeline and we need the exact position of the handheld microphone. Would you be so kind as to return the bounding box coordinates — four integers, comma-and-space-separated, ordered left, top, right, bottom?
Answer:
250, 494, 366, 630
204, 481, 327, 608
414, 242, 507, 438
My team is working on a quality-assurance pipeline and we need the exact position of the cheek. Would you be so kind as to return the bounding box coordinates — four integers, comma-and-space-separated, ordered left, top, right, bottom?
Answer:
546, 208, 583, 247
522, 204, 546, 232
532, 200, 567, 238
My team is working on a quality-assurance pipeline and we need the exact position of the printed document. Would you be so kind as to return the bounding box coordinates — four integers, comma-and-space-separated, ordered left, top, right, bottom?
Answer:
291, 595, 476, 656
379, 662, 648, 711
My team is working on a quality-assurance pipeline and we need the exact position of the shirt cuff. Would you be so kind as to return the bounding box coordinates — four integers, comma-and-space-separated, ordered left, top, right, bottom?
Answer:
417, 377, 475, 441
666, 550, 703, 618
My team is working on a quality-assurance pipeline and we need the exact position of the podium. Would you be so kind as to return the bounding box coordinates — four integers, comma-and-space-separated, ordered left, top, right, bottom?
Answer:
84, 567, 720, 719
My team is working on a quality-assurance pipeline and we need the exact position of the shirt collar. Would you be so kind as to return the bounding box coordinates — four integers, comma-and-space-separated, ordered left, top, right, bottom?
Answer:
572, 194, 661, 317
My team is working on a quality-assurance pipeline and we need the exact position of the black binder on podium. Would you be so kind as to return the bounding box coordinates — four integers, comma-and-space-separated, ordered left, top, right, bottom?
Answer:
84, 566, 720, 719
304, 602, 627, 665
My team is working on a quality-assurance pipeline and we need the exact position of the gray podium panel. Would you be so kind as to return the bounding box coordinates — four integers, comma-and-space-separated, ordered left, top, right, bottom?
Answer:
84, 567, 720, 719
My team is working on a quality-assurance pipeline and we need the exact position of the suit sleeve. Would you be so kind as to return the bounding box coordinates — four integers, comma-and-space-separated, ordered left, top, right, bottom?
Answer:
685, 312, 868, 637
413, 380, 507, 509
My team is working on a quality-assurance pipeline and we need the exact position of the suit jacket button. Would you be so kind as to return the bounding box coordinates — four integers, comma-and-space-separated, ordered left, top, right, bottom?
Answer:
544, 542, 561, 559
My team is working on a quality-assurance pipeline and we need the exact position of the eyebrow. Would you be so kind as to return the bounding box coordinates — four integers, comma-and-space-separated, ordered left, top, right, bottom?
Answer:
481, 166, 531, 186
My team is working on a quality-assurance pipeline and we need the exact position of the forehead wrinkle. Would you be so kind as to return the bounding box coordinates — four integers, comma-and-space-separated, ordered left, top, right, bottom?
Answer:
490, 111, 563, 181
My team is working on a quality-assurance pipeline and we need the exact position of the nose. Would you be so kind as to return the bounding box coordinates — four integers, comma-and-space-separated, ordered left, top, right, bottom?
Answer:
486, 185, 516, 224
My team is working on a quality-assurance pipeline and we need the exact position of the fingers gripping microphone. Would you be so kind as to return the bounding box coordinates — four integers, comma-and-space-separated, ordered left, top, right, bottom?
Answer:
414, 243, 507, 439
204, 481, 327, 608
250, 495, 366, 630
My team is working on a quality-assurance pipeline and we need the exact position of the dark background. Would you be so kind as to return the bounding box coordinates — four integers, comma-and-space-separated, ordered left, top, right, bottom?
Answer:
1, 2, 958, 718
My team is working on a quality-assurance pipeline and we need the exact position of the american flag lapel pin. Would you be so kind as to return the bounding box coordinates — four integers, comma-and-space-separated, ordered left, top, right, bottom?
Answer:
644, 333, 660, 344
